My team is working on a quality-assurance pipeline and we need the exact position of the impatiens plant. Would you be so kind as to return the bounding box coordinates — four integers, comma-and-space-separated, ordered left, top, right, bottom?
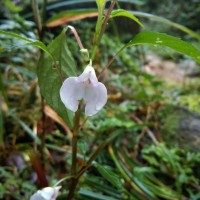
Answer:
1, 0, 200, 200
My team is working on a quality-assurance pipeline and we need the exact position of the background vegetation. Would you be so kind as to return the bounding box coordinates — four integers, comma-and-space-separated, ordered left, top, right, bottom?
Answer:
0, 0, 200, 199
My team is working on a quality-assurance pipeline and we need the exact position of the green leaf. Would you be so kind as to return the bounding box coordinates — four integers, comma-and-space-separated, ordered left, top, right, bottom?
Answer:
91, 0, 110, 59
79, 188, 117, 200
111, 9, 143, 27
37, 28, 77, 128
5, 0, 23, 12
11, 116, 41, 144
125, 32, 200, 63
96, 0, 107, 13
96, 164, 122, 189
0, 30, 53, 59
131, 11, 200, 40
95, 0, 107, 37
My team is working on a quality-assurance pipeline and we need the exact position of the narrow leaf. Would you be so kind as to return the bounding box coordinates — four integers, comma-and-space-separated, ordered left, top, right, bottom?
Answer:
79, 188, 116, 200
95, 0, 107, 36
111, 9, 143, 27
96, 164, 122, 189
12, 116, 41, 144
131, 11, 200, 40
37, 28, 77, 128
126, 32, 200, 63
96, 0, 107, 13
0, 30, 53, 59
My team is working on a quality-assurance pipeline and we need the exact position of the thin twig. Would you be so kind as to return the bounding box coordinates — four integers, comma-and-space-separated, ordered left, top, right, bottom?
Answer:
132, 115, 158, 144
76, 141, 107, 179
68, 25, 84, 50
98, 45, 126, 79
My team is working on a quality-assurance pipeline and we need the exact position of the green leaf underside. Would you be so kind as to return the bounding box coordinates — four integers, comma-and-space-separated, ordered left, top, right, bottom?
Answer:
126, 32, 200, 63
37, 28, 77, 128
0, 30, 52, 58
111, 9, 143, 27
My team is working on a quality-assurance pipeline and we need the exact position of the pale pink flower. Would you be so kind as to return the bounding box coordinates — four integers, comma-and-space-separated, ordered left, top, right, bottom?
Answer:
30, 186, 61, 200
60, 65, 107, 116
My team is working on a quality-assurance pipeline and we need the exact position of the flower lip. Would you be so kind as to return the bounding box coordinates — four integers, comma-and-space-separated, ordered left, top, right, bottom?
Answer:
60, 65, 107, 116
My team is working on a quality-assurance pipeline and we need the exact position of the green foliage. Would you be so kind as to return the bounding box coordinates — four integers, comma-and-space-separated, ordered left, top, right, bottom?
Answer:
126, 31, 200, 63
1, 0, 200, 199
0, 30, 51, 57
96, 164, 123, 189
180, 94, 200, 113
0, 166, 36, 199
4, 0, 23, 12
37, 28, 77, 128
142, 143, 200, 196
111, 9, 143, 27
131, 11, 200, 40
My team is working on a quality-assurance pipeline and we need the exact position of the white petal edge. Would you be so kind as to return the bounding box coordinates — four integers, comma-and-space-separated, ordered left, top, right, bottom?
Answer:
95, 82, 107, 110
30, 186, 61, 200
60, 77, 83, 112
84, 82, 107, 116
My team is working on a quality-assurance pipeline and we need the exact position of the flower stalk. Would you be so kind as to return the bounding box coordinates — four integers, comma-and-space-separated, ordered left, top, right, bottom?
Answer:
71, 107, 81, 176
66, 107, 81, 200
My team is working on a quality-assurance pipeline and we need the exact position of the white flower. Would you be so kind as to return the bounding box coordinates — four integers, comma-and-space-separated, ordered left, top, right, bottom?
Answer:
30, 186, 61, 200
60, 65, 107, 116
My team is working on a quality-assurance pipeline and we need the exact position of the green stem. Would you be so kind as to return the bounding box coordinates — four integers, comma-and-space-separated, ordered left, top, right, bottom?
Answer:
31, 0, 42, 39
41, 0, 47, 40
71, 134, 78, 176
66, 108, 81, 200
71, 108, 81, 176
66, 178, 79, 200
31, 0, 48, 168
91, 0, 116, 60
98, 0, 116, 45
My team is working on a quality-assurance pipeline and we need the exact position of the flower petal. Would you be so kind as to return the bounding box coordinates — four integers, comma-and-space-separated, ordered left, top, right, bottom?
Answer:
78, 65, 98, 84
60, 77, 83, 112
84, 82, 107, 116
30, 186, 61, 200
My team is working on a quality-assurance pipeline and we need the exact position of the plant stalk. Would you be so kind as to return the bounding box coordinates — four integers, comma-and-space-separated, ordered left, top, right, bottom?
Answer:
31, 0, 42, 39
66, 108, 81, 200
91, 0, 116, 60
